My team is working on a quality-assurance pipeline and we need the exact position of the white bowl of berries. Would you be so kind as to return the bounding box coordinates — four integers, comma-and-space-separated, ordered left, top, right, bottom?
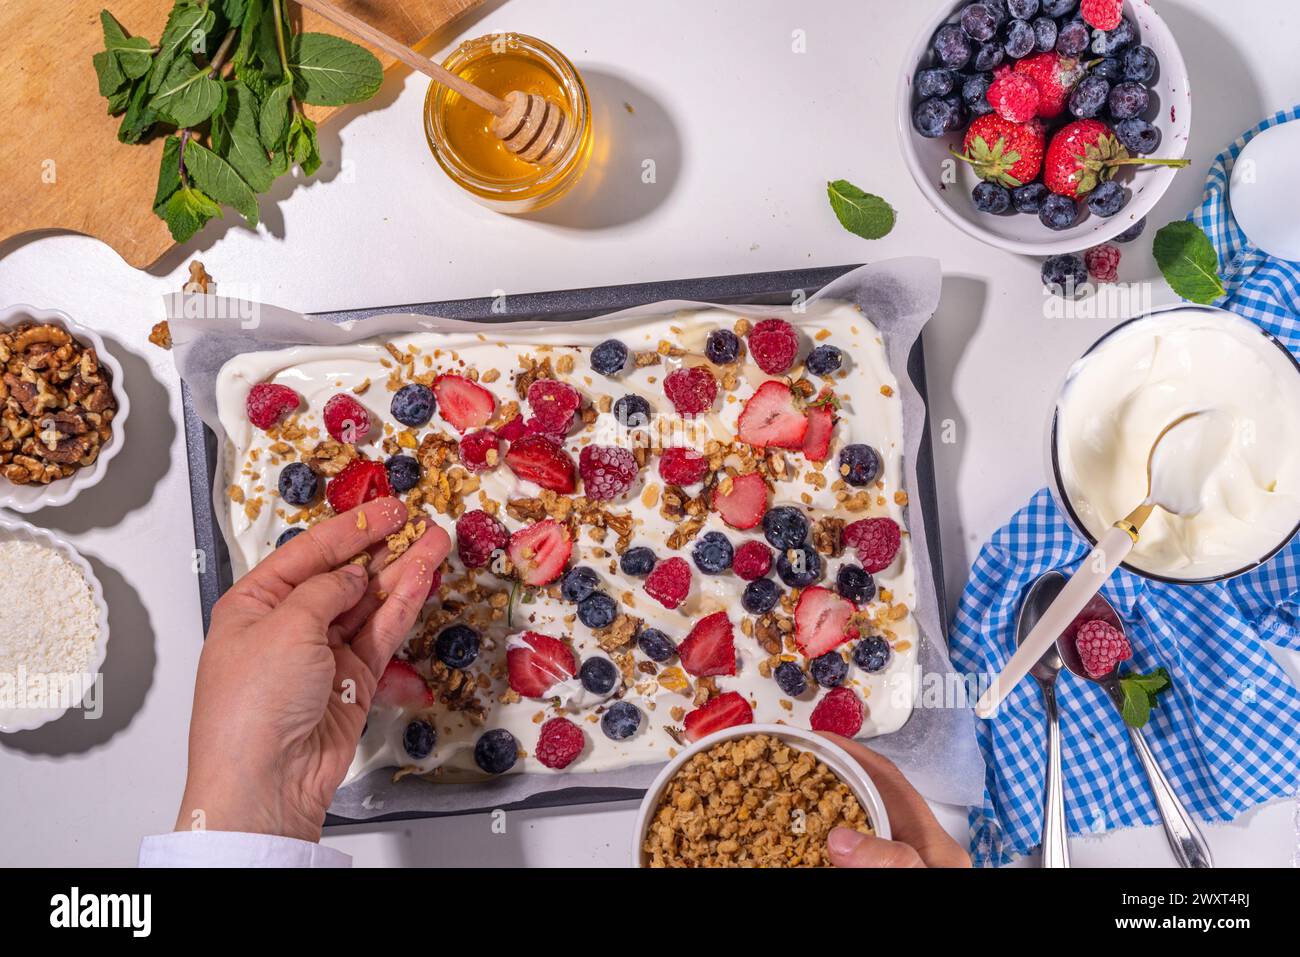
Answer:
897, 0, 1191, 255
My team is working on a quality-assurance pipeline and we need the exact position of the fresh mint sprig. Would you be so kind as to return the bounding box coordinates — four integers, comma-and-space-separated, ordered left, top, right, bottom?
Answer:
1117, 666, 1172, 728
1153, 221, 1227, 304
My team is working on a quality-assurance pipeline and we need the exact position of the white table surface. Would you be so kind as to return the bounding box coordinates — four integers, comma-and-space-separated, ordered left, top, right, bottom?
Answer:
3, 0, 1298, 868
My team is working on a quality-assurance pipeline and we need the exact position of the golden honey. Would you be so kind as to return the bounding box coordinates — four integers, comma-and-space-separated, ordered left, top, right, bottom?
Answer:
424, 34, 592, 213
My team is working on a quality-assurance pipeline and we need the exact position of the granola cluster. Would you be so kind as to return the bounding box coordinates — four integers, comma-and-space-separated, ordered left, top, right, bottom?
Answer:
643, 734, 872, 868
0, 323, 117, 486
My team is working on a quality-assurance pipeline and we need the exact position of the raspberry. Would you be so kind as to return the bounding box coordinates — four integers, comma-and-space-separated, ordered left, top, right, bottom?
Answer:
731, 540, 773, 581
246, 383, 300, 429
578, 444, 638, 500
1081, 0, 1124, 31
1074, 619, 1132, 678
459, 429, 501, 472
1084, 244, 1121, 282
747, 318, 799, 374
527, 379, 581, 436
644, 556, 691, 609
455, 509, 509, 569
844, 517, 901, 573
987, 72, 1040, 123
663, 366, 718, 415
323, 393, 371, 443
496, 415, 528, 442
809, 686, 864, 736
534, 716, 584, 770
658, 447, 709, 486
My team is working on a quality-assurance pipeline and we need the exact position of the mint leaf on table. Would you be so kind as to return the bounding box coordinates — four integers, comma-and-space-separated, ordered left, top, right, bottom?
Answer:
184, 140, 259, 226
1117, 667, 1172, 728
150, 56, 227, 128
153, 135, 184, 213
258, 82, 293, 150
290, 33, 383, 105
827, 180, 896, 240
148, 1, 217, 94
211, 83, 276, 193
117, 75, 159, 143
163, 186, 222, 243
97, 10, 155, 85
1153, 221, 1227, 304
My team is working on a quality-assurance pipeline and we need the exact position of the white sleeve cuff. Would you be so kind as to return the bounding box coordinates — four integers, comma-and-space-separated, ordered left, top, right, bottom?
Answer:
138, 830, 352, 868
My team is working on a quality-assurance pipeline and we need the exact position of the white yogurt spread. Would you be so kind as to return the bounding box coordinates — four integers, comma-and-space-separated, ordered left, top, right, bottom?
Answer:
1056, 309, 1300, 579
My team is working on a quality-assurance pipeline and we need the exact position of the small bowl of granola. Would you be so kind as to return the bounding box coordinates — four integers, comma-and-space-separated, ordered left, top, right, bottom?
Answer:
0, 305, 129, 512
634, 725, 890, 868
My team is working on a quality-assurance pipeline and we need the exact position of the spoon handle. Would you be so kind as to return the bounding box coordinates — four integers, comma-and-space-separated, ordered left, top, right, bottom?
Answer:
1126, 725, 1215, 868
1040, 684, 1071, 867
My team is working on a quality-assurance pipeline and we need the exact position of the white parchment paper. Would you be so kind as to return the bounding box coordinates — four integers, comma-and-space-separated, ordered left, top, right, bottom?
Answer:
167, 258, 986, 817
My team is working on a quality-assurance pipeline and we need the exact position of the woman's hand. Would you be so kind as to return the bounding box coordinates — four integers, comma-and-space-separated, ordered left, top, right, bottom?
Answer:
176, 497, 450, 843
821, 734, 972, 868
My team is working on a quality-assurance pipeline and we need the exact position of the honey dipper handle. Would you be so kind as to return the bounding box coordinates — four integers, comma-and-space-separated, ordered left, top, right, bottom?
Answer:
290, 0, 509, 116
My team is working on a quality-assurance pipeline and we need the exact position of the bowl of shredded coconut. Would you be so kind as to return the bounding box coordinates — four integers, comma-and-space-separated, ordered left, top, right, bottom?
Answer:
0, 516, 109, 732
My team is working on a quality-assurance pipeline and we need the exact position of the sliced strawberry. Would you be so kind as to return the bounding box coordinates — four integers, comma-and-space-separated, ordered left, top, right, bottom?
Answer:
506, 631, 577, 698
677, 611, 736, 677
507, 519, 572, 586
711, 471, 768, 530
504, 433, 576, 493
682, 691, 754, 742
801, 404, 836, 462
373, 659, 433, 710
246, 383, 300, 430
794, 586, 854, 657
737, 381, 809, 450
326, 459, 392, 512
433, 373, 495, 432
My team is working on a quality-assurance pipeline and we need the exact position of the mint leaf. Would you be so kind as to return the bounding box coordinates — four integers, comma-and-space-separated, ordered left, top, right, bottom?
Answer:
1117, 667, 1173, 728
100, 10, 155, 80
289, 33, 382, 105
212, 83, 276, 192
184, 140, 260, 227
827, 180, 896, 240
150, 55, 226, 128
149, 2, 217, 94
259, 82, 292, 150
162, 186, 222, 243
153, 135, 183, 214
287, 113, 321, 176
118, 74, 159, 143
1153, 221, 1226, 304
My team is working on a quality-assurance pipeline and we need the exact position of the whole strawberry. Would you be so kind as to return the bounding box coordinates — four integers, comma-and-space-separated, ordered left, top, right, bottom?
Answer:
952, 114, 1045, 188
1013, 52, 1085, 119
1045, 119, 1189, 198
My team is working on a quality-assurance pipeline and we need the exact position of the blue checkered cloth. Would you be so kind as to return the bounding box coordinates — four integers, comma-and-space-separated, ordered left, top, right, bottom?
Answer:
950, 107, 1300, 867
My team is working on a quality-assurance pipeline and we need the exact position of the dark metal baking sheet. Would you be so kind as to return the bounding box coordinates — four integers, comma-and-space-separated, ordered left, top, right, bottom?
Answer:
179, 265, 947, 826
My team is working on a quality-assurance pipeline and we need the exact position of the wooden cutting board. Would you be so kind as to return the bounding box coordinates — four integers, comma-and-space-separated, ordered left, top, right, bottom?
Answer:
0, 0, 480, 268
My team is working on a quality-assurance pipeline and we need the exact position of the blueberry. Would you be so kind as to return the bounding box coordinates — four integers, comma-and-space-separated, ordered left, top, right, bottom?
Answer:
1069, 74, 1110, 118
984, 0, 1010, 20
1007, 0, 1038, 18
915, 68, 955, 98
1091, 57, 1124, 82
763, 505, 809, 549
1032, 16, 1057, 52
1040, 0, 1077, 15
932, 24, 973, 70
612, 394, 651, 429
1012, 182, 1049, 214
274, 528, 305, 550
390, 383, 434, 427
1122, 45, 1158, 83
1086, 180, 1129, 217
278, 462, 318, 506
774, 661, 808, 697
1113, 217, 1147, 243
691, 531, 734, 574
1091, 17, 1136, 57
838, 444, 882, 487
806, 344, 843, 377
777, 544, 822, 588
912, 97, 961, 138
811, 652, 849, 688
972, 181, 1012, 214
1003, 18, 1035, 58
1108, 81, 1148, 120
853, 636, 893, 673
403, 719, 437, 760
1055, 19, 1089, 56
962, 74, 995, 116
578, 592, 618, 629
1114, 117, 1161, 154
973, 42, 1004, 73
579, 656, 620, 695
1039, 193, 1078, 231
591, 339, 628, 376
619, 546, 657, 577
1040, 254, 1088, 296
960, 3, 998, 41
836, 564, 877, 604
560, 565, 599, 602
474, 729, 518, 774
705, 329, 741, 365
385, 454, 420, 493
637, 627, 676, 662
435, 624, 480, 669
742, 578, 781, 615
600, 701, 641, 740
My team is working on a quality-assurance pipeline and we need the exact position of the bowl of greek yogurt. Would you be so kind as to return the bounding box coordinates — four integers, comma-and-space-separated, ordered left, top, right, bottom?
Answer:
1048, 305, 1300, 583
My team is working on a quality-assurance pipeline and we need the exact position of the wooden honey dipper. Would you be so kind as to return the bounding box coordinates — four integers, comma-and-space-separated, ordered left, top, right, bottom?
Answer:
293, 0, 570, 164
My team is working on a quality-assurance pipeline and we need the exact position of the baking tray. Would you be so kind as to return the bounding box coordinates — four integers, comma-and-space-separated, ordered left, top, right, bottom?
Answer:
179, 265, 948, 826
